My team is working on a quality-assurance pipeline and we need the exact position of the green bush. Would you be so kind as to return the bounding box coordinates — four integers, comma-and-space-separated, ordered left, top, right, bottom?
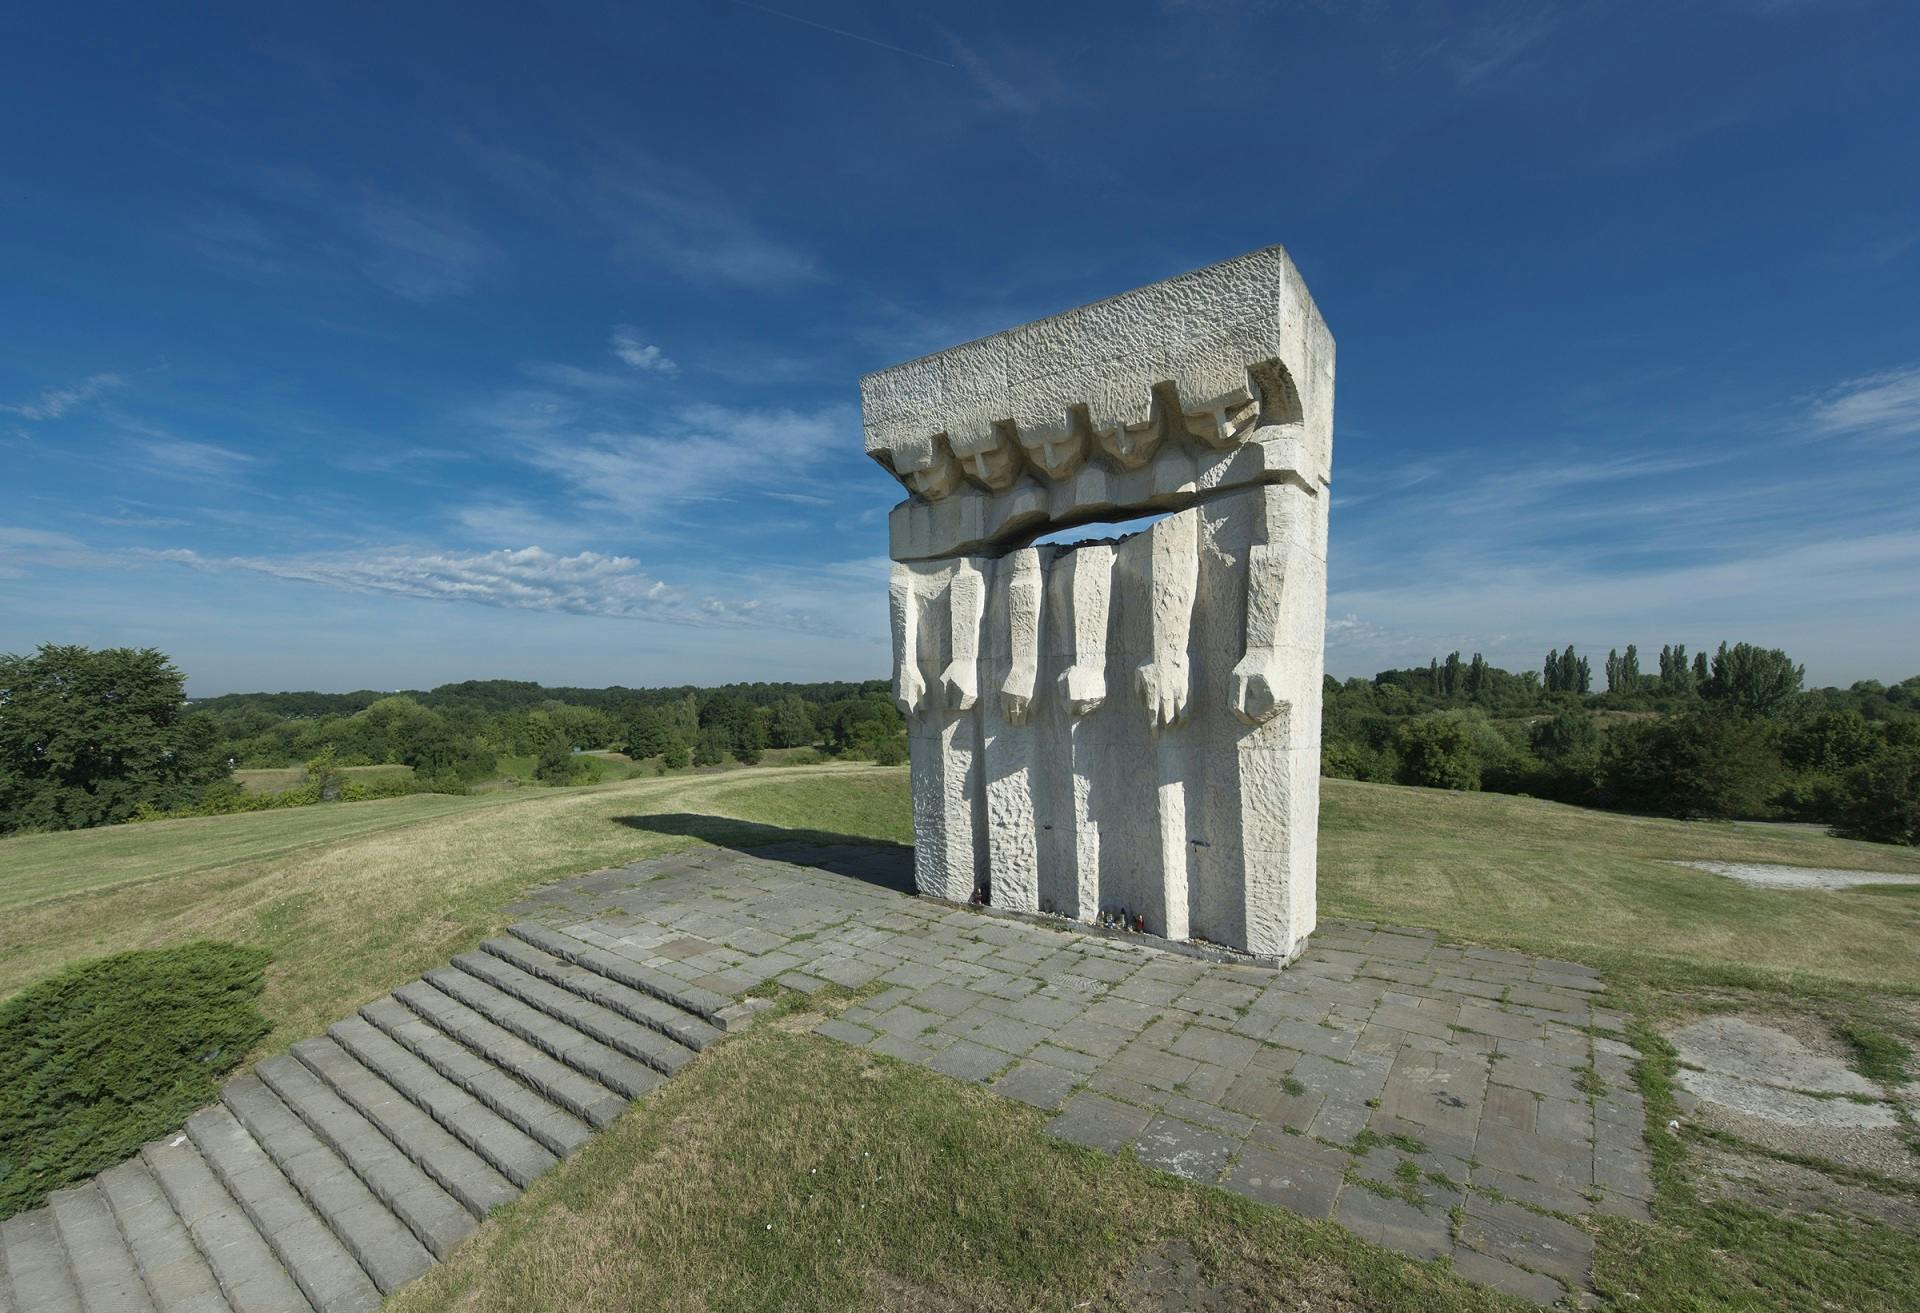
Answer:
1320, 736, 1398, 782
0, 942, 270, 1218
1393, 715, 1482, 791
1832, 747, 1920, 846
1600, 711, 1783, 819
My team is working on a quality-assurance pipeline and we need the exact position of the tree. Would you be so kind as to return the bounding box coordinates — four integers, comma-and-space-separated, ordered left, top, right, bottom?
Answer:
621, 707, 672, 759
1605, 649, 1621, 694
1659, 644, 1695, 696
1544, 649, 1563, 693
304, 746, 345, 802
1691, 650, 1710, 686
533, 731, 582, 785
661, 732, 691, 770
766, 696, 815, 749
1783, 710, 1882, 774
1832, 747, 1920, 846
0, 645, 226, 834
1704, 642, 1804, 718
1393, 716, 1482, 791
1599, 710, 1783, 819
692, 724, 732, 767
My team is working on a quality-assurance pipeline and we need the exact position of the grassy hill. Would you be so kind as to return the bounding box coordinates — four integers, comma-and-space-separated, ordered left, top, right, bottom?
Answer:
4, 770, 1918, 1310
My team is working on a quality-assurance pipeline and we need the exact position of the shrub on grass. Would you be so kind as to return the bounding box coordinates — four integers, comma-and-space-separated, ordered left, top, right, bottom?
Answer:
0, 942, 270, 1218
1832, 746, 1920, 846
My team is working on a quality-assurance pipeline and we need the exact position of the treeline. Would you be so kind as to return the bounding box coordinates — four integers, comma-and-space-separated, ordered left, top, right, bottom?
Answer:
192, 677, 906, 785
1324, 641, 1920, 844
0, 646, 908, 836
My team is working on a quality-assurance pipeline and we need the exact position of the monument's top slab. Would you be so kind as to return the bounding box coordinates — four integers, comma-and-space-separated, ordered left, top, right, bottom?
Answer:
860, 245, 1335, 502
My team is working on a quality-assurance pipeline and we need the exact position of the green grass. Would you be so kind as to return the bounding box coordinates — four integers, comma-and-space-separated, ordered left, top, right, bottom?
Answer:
0, 765, 907, 1054
1317, 780, 1920, 995
1840, 1022, 1914, 1084
386, 1012, 1526, 1313
6, 770, 1920, 1309
0, 942, 269, 1218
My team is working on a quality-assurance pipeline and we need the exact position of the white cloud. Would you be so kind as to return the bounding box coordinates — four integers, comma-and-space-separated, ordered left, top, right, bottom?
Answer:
1, 373, 125, 421
1809, 365, 1920, 442
609, 327, 678, 375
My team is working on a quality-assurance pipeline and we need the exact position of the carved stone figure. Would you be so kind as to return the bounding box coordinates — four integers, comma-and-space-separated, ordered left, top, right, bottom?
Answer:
862, 247, 1334, 962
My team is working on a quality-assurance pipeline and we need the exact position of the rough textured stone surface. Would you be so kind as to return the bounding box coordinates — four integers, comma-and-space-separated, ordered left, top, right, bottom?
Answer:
865, 248, 1334, 961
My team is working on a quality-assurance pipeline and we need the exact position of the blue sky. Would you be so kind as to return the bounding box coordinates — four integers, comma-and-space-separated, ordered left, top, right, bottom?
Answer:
3, 0, 1917, 696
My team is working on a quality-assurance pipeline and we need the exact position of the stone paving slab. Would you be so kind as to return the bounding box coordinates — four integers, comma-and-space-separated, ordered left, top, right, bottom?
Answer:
514, 843, 1658, 1306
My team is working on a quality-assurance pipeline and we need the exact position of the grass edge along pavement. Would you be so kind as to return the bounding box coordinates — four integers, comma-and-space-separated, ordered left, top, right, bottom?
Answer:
385, 995, 1539, 1313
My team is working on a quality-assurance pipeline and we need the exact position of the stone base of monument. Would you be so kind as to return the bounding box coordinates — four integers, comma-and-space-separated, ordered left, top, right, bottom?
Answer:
921, 891, 1311, 970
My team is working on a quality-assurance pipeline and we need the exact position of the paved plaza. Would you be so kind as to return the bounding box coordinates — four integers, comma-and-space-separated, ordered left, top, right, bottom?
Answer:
509, 840, 1656, 1307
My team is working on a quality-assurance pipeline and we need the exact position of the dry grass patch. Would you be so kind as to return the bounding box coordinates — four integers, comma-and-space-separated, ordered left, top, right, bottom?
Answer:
1318, 779, 1920, 994
0, 766, 908, 1058
387, 1016, 1522, 1313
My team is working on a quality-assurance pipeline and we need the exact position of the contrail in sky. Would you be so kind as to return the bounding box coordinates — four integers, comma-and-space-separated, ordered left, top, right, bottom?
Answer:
724, 0, 956, 68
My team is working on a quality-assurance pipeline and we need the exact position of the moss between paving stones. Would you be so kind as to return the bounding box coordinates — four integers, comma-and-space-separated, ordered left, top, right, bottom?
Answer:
0, 941, 270, 1218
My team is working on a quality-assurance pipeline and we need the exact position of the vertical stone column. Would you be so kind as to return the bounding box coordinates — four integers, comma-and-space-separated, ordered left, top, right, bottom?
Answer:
980, 548, 1043, 912
896, 560, 981, 903
1139, 511, 1199, 941
1050, 543, 1112, 921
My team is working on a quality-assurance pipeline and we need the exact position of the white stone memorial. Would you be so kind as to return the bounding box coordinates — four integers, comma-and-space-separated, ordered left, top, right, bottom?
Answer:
862, 246, 1334, 963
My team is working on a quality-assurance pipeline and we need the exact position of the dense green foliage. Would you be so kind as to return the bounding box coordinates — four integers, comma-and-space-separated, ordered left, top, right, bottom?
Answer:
1324, 640, 1919, 839
0, 645, 228, 835
0, 942, 270, 1218
0, 646, 910, 834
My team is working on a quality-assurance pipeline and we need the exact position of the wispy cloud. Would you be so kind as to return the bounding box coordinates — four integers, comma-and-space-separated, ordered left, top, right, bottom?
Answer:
1808, 365, 1920, 442
1, 372, 125, 421
519, 402, 852, 520
351, 197, 498, 301
203, 172, 501, 301
142, 542, 857, 635
609, 327, 678, 375
136, 438, 255, 477
586, 155, 820, 289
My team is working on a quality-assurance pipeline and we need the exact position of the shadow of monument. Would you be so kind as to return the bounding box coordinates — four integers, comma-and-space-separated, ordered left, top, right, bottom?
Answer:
612, 813, 917, 894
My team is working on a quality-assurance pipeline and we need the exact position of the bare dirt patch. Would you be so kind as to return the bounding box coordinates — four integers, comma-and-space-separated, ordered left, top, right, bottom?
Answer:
1670, 861, 1920, 891
1666, 1016, 1919, 1182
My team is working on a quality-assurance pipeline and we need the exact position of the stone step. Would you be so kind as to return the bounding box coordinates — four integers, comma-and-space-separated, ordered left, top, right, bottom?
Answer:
358, 999, 593, 1160
255, 1055, 476, 1261
94, 1160, 231, 1313
421, 967, 665, 1100
220, 1076, 432, 1295
503, 924, 730, 1030
391, 982, 627, 1128
140, 1137, 312, 1313
47, 1183, 153, 1313
182, 1107, 379, 1313
289, 1037, 518, 1217
454, 947, 700, 1075
323, 1019, 557, 1190
482, 935, 722, 1053
2, 1210, 81, 1313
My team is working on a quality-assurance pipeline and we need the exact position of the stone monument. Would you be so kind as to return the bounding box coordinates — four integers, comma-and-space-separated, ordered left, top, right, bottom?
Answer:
861, 246, 1333, 963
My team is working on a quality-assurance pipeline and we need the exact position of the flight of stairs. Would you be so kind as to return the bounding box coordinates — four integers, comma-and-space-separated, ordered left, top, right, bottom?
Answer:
0, 924, 730, 1312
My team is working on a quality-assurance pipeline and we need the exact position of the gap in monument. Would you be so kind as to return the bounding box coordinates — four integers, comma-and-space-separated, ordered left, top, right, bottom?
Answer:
1027, 508, 1175, 552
